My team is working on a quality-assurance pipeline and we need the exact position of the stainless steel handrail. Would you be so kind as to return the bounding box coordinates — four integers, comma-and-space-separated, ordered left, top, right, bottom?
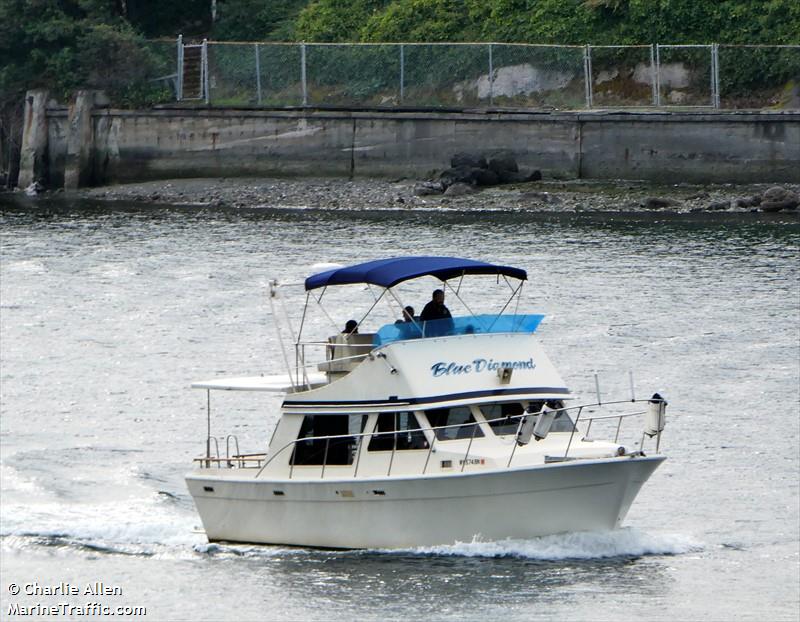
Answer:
237, 397, 664, 479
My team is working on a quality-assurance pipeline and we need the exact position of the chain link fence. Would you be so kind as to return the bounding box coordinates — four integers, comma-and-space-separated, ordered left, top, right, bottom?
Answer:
172, 40, 800, 110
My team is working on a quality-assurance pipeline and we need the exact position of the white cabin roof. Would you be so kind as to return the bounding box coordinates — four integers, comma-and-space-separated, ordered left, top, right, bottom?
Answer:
192, 373, 326, 392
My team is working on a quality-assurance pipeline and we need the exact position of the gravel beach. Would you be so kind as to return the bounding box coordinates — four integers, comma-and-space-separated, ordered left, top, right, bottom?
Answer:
77, 177, 799, 214
4, 176, 798, 214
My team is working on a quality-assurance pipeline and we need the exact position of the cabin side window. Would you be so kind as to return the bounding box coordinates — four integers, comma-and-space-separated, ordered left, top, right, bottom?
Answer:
367, 412, 428, 451
425, 406, 485, 441
291, 414, 368, 465
481, 402, 526, 435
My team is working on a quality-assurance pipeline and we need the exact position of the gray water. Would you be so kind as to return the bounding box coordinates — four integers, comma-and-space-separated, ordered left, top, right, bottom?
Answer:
1, 197, 798, 621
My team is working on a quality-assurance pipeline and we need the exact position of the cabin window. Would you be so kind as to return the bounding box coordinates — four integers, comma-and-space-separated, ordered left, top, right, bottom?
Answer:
291, 414, 368, 466
482, 401, 575, 435
482, 402, 526, 435
548, 403, 575, 432
425, 406, 485, 441
367, 412, 428, 451
526, 400, 574, 432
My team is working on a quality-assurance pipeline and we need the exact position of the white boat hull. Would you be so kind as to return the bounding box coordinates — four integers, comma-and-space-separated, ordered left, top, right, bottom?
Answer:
186, 455, 664, 549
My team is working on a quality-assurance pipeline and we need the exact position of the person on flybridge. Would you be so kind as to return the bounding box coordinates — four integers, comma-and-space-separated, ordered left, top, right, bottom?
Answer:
395, 306, 416, 324
420, 289, 451, 321
420, 289, 453, 337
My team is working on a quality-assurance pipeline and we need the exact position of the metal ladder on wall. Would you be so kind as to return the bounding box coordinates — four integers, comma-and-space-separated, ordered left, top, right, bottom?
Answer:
176, 35, 208, 103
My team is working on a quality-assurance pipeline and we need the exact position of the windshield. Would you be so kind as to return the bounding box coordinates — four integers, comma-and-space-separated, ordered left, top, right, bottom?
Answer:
373, 314, 544, 346
481, 401, 574, 435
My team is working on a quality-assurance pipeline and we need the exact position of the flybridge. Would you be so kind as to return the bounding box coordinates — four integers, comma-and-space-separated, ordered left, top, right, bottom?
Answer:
269, 255, 534, 391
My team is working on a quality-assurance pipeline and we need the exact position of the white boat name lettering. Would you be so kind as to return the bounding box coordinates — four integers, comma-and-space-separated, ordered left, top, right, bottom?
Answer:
431, 358, 535, 377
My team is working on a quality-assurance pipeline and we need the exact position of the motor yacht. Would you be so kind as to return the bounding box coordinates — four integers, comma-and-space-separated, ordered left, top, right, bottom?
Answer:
186, 256, 667, 549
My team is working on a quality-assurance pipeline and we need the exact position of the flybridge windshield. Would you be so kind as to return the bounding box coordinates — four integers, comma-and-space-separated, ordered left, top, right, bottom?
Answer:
373, 314, 544, 346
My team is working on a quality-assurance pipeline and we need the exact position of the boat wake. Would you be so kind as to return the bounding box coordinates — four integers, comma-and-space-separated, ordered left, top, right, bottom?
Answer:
187, 528, 703, 562
388, 528, 703, 560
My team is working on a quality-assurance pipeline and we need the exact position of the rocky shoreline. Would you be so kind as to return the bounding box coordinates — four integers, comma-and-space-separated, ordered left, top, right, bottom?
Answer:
85, 176, 800, 214
7, 176, 800, 215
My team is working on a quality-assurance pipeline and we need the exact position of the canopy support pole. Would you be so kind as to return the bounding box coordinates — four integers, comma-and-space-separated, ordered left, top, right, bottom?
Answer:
357, 288, 387, 327
312, 287, 342, 335
269, 281, 296, 390
367, 283, 397, 320
296, 291, 311, 388
443, 280, 481, 323
488, 280, 525, 331
206, 389, 211, 464
387, 287, 423, 334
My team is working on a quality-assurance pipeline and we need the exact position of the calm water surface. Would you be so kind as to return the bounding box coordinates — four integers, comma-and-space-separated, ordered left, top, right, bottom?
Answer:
1, 197, 798, 621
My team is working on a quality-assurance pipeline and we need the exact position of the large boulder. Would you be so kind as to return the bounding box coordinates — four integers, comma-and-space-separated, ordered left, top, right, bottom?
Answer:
735, 196, 761, 209
760, 186, 799, 212
413, 181, 445, 196
443, 182, 478, 197
438, 152, 541, 188
488, 153, 519, 175
439, 166, 477, 188
440, 166, 501, 188
451, 152, 487, 169
472, 168, 500, 186
497, 169, 541, 184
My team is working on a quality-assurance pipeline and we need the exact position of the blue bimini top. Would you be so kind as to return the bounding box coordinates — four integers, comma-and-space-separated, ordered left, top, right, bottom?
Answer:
304, 256, 527, 291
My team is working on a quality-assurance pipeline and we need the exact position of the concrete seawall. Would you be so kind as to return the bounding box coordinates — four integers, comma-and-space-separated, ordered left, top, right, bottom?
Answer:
32, 103, 800, 187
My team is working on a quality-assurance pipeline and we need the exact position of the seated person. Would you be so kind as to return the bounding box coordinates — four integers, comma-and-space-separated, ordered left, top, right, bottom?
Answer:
394, 306, 422, 339
395, 306, 416, 324
330, 320, 359, 362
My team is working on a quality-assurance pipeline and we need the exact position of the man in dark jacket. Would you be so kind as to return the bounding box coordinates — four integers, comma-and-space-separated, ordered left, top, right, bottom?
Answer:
420, 289, 452, 322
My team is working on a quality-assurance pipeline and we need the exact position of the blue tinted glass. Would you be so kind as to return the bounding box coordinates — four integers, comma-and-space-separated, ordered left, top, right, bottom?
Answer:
373, 314, 544, 346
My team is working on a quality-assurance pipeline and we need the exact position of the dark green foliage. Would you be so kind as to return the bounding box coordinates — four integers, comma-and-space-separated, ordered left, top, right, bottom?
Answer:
294, 0, 391, 42
293, 0, 799, 45
212, 0, 306, 41
125, 0, 211, 38
0, 0, 173, 108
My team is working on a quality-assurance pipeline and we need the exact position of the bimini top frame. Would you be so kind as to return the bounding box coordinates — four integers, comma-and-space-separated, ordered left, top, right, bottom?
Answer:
270, 256, 532, 390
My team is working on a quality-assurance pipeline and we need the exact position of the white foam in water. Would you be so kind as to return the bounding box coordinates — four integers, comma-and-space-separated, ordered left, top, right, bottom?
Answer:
0, 463, 47, 495
394, 528, 703, 560
0, 491, 205, 557
4, 259, 46, 274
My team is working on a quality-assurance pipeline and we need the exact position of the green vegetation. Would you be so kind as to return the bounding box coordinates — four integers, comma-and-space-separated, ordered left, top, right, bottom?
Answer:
0, 0, 181, 111
295, 0, 800, 45
2, 0, 797, 112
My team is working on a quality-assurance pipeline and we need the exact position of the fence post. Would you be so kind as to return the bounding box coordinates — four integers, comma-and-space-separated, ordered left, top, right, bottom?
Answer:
488, 43, 494, 106
583, 45, 593, 109
254, 43, 262, 105
176, 35, 183, 101
399, 44, 405, 104
300, 43, 308, 106
202, 39, 210, 104
649, 44, 658, 106
654, 43, 662, 107
712, 43, 720, 108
